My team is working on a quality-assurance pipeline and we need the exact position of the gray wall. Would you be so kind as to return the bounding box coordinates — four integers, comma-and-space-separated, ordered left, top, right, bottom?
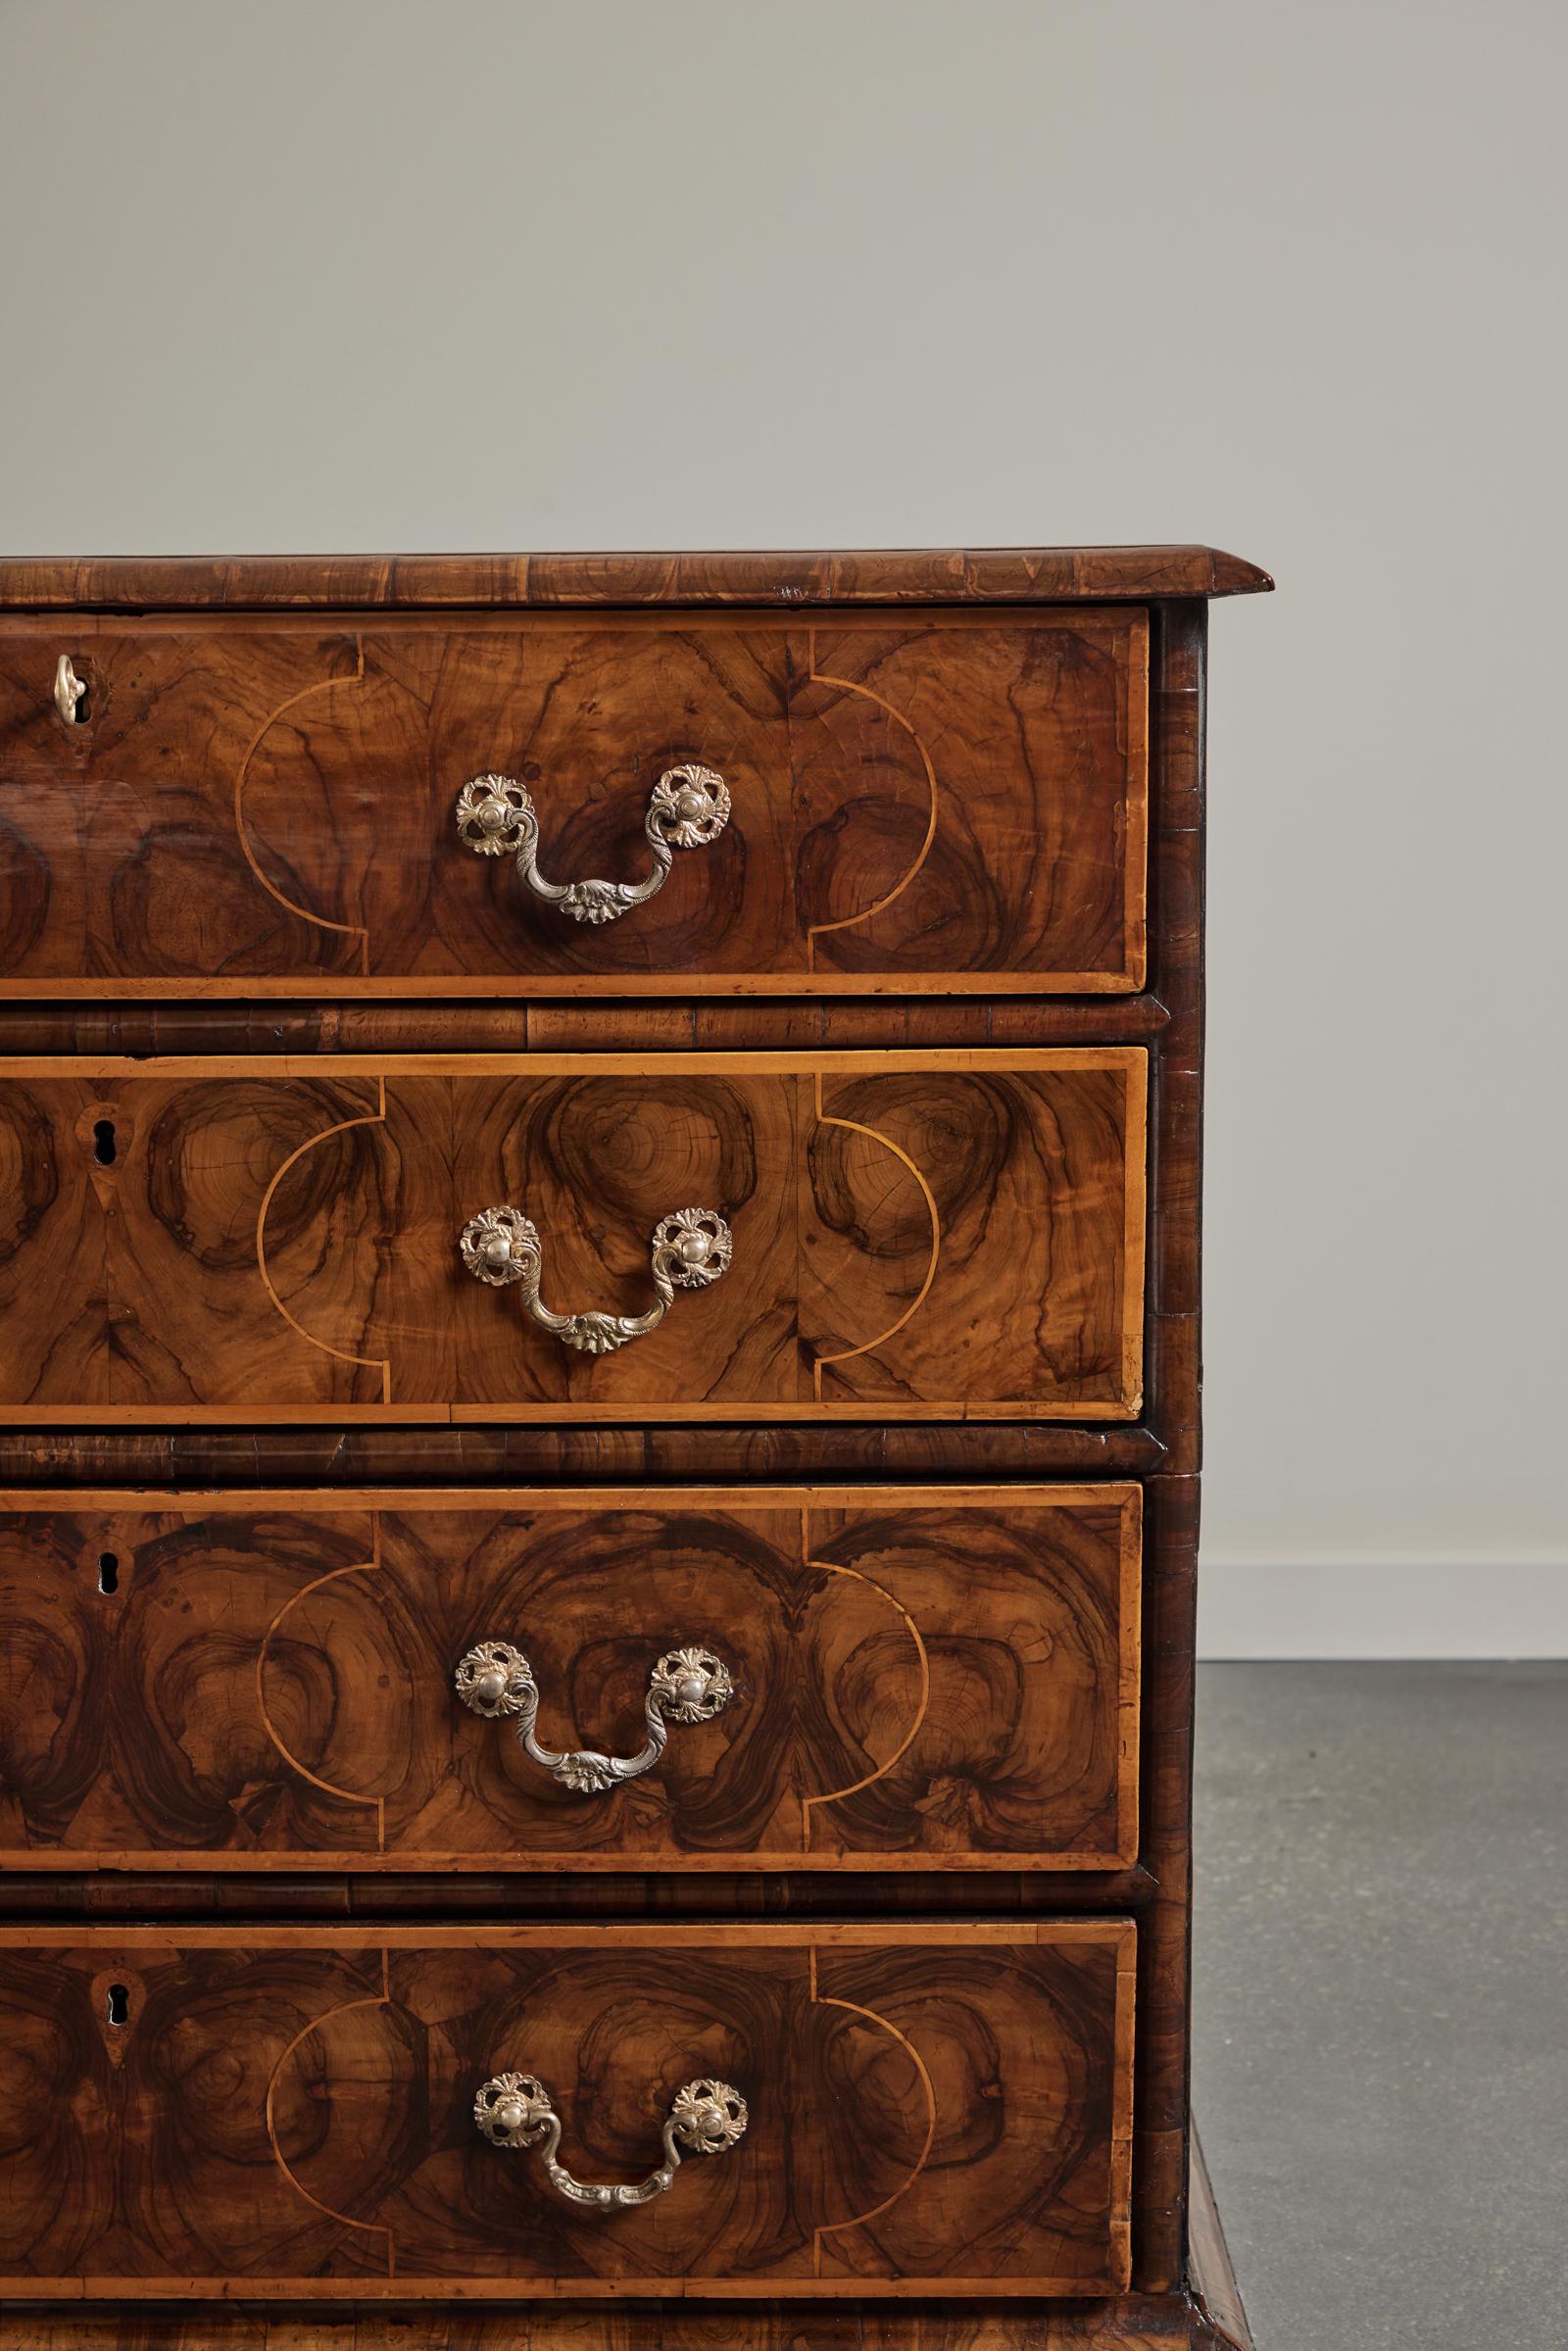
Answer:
2, 0, 1562, 1654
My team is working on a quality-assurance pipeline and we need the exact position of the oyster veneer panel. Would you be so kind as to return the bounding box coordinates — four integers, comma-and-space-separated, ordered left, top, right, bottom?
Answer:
0, 1053, 1145, 1422
0, 1486, 1139, 1871
0, 612, 1146, 995
0, 1923, 1134, 2296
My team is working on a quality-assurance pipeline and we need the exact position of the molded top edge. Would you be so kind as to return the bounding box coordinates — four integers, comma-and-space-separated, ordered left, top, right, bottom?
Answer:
0, 546, 1274, 612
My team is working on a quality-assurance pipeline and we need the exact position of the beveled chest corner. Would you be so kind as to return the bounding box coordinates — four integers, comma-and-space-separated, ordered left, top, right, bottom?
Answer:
0, 545, 1271, 2351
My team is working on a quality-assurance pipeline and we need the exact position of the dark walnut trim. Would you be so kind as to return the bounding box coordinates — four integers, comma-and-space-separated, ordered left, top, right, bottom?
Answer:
0, 1423, 1166, 1485
0, 2298, 1236, 2348
1124, 604, 1209, 2297
0, 996, 1171, 1055
0, 545, 1273, 612
0, 1866, 1156, 1923
1133, 1473, 1200, 2295
1146, 601, 1206, 1480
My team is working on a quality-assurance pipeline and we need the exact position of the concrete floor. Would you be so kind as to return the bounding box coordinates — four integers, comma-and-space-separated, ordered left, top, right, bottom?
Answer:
1192, 1662, 1568, 2350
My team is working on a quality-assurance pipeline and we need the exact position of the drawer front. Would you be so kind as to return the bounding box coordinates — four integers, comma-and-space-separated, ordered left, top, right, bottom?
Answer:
0, 610, 1147, 995
0, 1923, 1134, 2296
0, 1050, 1145, 1421
0, 1484, 1139, 1872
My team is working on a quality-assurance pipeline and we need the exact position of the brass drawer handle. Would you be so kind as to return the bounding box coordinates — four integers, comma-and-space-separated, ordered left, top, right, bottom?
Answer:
473, 2072, 749, 2209
455, 762, 730, 926
458, 1202, 732, 1355
455, 1640, 734, 1794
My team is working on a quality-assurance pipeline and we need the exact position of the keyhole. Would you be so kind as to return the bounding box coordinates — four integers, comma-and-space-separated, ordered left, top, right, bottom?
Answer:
98, 1552, 120, 1595
107, 1984, 129, 2028
92, 1119, 117, 1166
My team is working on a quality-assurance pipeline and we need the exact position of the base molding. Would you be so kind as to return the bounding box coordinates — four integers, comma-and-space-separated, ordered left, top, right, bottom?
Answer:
0, 2299, 1242, 2350
1186, 2131, 1253, 2350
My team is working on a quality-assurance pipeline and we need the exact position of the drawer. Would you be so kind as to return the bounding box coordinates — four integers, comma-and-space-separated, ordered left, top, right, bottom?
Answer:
0, 1483, 1139, 1872
0, 1922, 1134, 2297
0, 610, 1148, 995
0, 1050, 1146, 1421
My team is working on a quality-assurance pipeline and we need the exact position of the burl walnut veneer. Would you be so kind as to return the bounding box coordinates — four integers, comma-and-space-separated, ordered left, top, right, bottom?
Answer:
0, 1052, 1145, 1422
0, 546, 1271, 2351
0, 610, 1148, 995
0, 1489, 1141, 1873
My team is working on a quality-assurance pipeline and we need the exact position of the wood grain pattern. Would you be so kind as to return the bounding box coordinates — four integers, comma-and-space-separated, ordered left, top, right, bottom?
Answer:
0, 612, 1146, 994
0, 1923, 1135, 2298
0, 545, 1275, 611
0, 1486, 1139, 1872
0, 1052, 1145, 1423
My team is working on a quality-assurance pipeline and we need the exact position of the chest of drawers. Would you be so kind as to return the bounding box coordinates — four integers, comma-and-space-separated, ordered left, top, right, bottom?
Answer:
0, 544, 1269, 2351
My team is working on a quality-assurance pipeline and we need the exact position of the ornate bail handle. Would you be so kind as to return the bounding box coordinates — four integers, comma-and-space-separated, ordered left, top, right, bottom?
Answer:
458, 1202, 732, 1356
473, 2072, 749, 2210
454, 1641, 735, 1795
455, 762, 730, 927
